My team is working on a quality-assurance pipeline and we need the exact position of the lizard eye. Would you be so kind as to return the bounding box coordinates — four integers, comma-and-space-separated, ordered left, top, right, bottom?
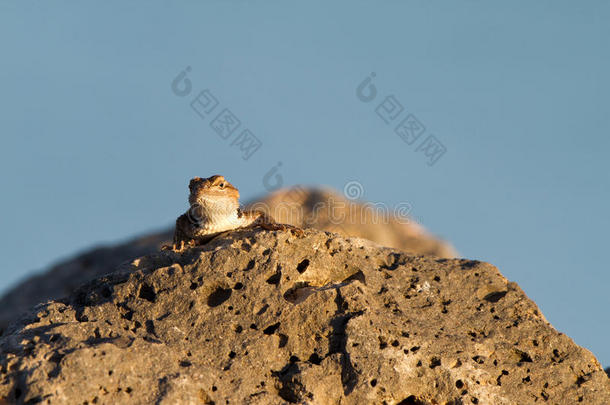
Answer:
219, 182, 225, 189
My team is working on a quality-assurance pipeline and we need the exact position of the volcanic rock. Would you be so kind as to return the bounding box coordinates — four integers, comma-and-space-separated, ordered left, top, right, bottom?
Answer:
0, 228, 607, 404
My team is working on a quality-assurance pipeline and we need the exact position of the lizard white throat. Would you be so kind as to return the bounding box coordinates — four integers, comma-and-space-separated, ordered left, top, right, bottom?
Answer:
190, 196, 248, 234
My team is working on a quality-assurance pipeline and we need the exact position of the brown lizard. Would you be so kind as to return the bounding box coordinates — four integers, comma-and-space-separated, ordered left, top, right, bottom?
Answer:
170, 175, 302, 251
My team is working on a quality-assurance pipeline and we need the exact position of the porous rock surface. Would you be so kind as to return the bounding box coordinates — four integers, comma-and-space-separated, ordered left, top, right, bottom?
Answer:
0, 231, 170, 333
0, 229, 608, 404
0, 187, 455, 331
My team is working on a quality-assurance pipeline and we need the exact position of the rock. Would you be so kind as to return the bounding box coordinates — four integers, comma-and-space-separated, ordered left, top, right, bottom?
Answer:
248, 186, 457, 257
247, 187, 456, 258
0, 231, 171, 333
0, 187, 455, 331
0, 228, 607, 404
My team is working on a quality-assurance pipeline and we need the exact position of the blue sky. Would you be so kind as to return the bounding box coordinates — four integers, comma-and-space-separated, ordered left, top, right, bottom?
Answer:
1, 1, 608, 365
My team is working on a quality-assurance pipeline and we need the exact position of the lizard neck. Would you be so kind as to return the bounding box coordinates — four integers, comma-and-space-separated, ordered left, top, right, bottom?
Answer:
192, 197, 250, 233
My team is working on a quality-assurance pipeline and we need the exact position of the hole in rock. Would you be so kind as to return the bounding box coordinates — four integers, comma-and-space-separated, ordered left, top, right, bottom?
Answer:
397, 395, 427, 405
484, 291, 507, 303
515, 349, 533, 363
266, 272, 281, 285
342, 270, 366, 284
296, 259, 310, 273
138, 283, 156, 303
278, 334, 288, 348
283, 284, 315, 304
256, 304, 269, 316
263, 323, 280, 335
308, 352, 321, 364
207, 287, 232, 307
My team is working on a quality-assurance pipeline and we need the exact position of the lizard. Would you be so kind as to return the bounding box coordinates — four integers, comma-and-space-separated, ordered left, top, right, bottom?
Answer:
170, 175, 302, 251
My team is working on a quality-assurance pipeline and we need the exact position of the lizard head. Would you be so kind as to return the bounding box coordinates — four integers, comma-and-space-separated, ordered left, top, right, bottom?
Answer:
188, 175, 240, 207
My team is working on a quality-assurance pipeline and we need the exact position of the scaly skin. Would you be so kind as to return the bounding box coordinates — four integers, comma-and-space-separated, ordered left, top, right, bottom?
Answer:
169, 175, 302, 251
